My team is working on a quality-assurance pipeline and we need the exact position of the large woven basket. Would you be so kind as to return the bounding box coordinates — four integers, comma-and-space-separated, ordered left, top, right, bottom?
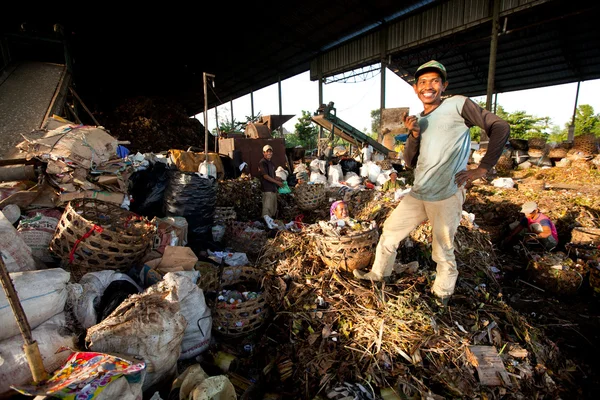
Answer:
570, 227, 600, 246
294, 183, 326, 211
573, 134, 598, 155
49, 199, 155, 279
214, 206, 237, 224
496, 149, 514, 171
313, 225, 380, 271
548, 147, 568, 159
528, 137, 547, 150
212, 266, 270, 337
224, 220, 268, 255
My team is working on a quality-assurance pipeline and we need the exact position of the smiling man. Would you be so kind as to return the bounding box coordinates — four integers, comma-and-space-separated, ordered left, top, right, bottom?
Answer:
353, 60, 510, 307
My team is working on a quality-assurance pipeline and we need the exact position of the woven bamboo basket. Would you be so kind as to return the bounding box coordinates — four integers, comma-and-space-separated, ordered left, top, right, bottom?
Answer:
566, 148, 592, 161
294, 183, 326, 211
214, 206, 237, 224
573, 134, 598, 155
212, 266, 270, 337
195, 261, 221, 292
528, 137, 547, 149
554, 158, 571, 168
570, 227, 600, 246
224, 220, 268, 255
313, 225, 380, 272
496, 150, 514, 171
527, 148, 545, 158
49, 199, 155, 279
548, 147, 568, 159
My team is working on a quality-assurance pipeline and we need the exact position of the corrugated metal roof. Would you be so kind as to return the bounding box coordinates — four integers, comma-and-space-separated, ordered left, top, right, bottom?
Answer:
1, 0, 598, 116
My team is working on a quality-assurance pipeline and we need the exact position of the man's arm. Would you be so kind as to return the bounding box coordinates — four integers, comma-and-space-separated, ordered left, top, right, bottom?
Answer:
461, 98, 510, 171
402, 114, 421, 169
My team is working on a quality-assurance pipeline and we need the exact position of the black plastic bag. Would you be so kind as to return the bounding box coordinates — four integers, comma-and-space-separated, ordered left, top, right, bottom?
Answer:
163, 170, 217, 242
338, 158, 361, 176
129, 162, 170, 218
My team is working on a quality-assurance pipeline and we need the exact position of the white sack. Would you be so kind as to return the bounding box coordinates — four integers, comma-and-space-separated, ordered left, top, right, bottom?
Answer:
327, 164, 344, 185
164, 272, 212, 360
0, 268, 70, 341
368, 163, 382, 184
0, 312, 77, 397
0, 211, 35, 273
86, 277, 187, 390
309, 172, 327, 185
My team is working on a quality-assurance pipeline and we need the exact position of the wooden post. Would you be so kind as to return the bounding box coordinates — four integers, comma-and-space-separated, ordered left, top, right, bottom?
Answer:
0, 257, 48, 382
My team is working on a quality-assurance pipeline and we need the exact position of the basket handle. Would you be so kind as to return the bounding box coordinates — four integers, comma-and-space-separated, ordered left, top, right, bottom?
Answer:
69, 224, 104, 263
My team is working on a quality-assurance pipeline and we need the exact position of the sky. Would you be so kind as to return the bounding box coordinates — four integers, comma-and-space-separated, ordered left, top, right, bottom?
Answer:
196, 66, 600, 137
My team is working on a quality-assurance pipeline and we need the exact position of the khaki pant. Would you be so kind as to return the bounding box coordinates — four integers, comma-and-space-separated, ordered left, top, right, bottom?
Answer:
370, 189, 465, 297
262, 192, 278, 218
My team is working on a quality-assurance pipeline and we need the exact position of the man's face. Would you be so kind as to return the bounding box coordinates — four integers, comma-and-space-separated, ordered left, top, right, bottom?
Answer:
264, 149, 273, 160
413, 71, 448, 106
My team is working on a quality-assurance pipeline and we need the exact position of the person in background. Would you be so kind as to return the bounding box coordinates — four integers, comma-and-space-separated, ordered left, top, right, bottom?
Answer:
258, 145, 283, 218
381, 169, 403, 192
361, 142, 373, 163
504, 201, 558, 251
330, 200, 349, 222
352, 60, 510, 308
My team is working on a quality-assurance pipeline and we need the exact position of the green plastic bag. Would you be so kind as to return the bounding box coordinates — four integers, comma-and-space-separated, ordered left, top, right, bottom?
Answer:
278, 181, 291, 194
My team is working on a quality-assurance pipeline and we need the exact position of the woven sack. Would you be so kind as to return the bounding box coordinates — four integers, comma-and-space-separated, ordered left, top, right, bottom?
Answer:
313, 225, 379, 272
294, 183, 326, 211
49, 199, 155, 280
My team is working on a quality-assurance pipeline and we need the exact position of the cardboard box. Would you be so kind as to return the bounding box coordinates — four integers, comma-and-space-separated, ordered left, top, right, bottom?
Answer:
57, 190, 125, 205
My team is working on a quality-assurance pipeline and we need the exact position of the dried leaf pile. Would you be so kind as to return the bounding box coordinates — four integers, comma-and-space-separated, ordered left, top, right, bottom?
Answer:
247, 214, 576, 399
208, 162, 600, 399
102, 96, 211, 153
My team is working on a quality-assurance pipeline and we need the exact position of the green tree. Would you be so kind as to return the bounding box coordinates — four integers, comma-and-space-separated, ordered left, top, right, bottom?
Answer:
548, 125, 568, 144
469, 101, 548, 141
291, 110, 318, 149
371, 109, 381, 140
572, 104, 600, 136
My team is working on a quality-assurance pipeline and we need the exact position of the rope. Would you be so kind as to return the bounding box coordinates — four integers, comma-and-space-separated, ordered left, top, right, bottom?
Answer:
68, 224, 104, 263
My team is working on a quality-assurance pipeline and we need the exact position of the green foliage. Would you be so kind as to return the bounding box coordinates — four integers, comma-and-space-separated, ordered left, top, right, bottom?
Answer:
572, 104, 600, 136
547, 125, 567, 144
370, 109, 381, 138
289, 110, 318, 149
469, 100, 548, 141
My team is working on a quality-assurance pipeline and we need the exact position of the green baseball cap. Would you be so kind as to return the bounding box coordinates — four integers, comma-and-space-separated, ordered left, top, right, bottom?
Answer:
415, 60, 447, 82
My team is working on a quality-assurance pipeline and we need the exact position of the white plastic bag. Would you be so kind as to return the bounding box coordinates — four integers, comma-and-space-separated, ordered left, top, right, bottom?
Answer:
491, 177, 515, 188
367, 162, 381, 183
198, 161, 217, 179
327, 164, 344, 185
0, 268, 70, 341
275, 166, 288, 181
309, 172, 327, 184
